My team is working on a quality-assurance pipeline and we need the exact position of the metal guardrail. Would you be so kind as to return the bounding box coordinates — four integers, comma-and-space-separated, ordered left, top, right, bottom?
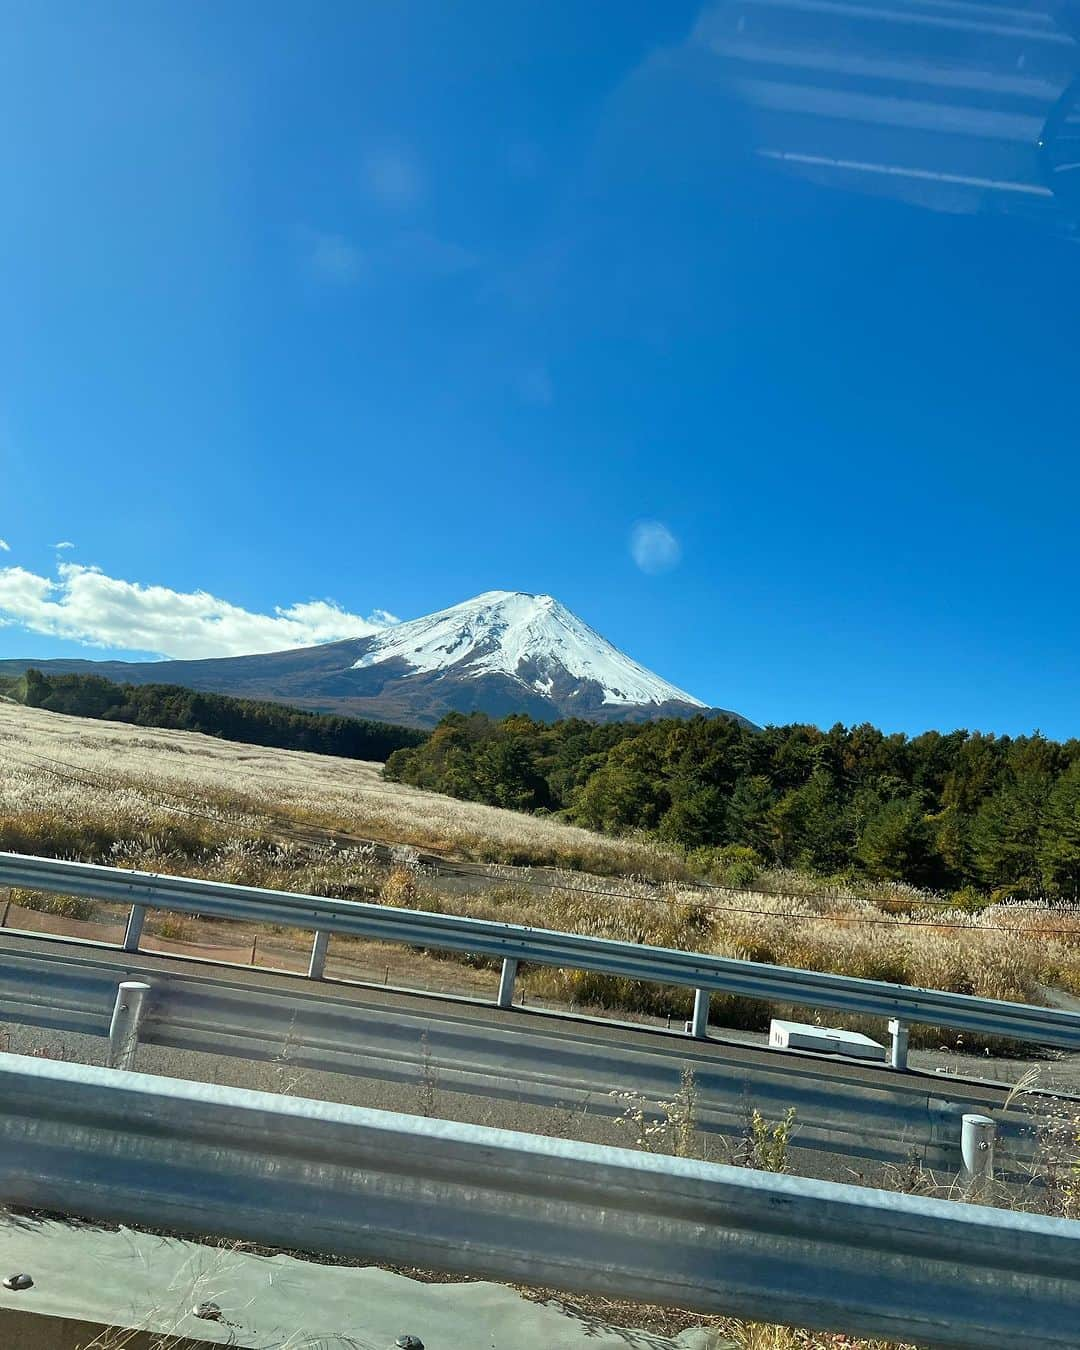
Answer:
0, 1053, 1078, 1349
2, 850, 1079, 1057
0, 937, 1045, 1170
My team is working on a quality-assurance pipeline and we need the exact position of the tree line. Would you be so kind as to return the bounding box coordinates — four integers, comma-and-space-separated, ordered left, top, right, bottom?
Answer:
385, 711, 1080, 900
11, 669, 425, 762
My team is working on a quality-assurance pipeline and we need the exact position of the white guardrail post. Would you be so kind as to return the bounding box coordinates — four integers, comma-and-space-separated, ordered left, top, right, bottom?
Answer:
888, 1018, 909, 1069
688, 987, 710, 1038
106, 981, 151, 1070
0, 1055, 1078, 1349
962, 1113, 996, 1200
307, 930, 330, 980
496, 956, 518, 1009
123, 903, 146, 953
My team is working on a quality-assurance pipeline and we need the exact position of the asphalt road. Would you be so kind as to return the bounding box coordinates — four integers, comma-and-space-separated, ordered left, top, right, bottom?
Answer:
5, 928, 1076, 1190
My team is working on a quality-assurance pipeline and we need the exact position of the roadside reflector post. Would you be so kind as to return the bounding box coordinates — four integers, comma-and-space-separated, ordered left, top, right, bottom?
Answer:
888, 1018, 909, 1070
497, 957, 518, 1010
308, 930, 330, 980
961, 1113, 996, 1199
108, 980, 151, 1071
124, 904, 146, 953
687, 988, 710, 1039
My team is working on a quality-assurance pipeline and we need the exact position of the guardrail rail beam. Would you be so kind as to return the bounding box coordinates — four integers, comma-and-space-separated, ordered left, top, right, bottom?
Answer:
1, 1054, 1078, 1350
1, 852, 1078, 1054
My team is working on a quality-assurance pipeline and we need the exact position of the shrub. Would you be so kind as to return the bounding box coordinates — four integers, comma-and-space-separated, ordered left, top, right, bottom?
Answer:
10, 888, 97, 922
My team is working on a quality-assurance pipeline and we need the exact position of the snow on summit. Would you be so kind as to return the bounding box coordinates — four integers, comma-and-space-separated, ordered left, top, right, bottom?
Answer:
351, 590, 706, 708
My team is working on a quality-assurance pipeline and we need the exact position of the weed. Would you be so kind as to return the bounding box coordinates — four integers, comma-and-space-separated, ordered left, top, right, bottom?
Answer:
662, 1066, 699, 1160
380, 865, 422, 908
611, 1068, 701, 1158
154, 915, 189, 942
738, 1107, 797, 1173
271, 1014, 310, 1098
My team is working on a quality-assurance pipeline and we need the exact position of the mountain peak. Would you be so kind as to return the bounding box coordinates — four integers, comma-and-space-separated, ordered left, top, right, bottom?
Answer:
351, 590, 706, 710
459, 589, 555, 608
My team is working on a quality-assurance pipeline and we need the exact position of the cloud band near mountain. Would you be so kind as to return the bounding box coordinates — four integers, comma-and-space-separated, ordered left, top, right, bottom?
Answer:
0, 562, 396, 659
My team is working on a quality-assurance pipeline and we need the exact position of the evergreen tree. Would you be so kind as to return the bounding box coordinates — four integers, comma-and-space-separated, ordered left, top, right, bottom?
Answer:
659, 786, 728, 849
1039, 759, 1080, 898
856, 795, 932, 882
768, 767, 849, 872
724, 774, 775, 858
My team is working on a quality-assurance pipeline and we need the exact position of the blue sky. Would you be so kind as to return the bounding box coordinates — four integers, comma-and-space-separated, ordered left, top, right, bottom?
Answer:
2, 0, 1080, 737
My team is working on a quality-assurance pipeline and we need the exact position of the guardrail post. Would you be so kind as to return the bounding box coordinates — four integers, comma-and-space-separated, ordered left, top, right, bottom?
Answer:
888, 1018, 909, 1070
307, 930, 329, 980
107, 980, 151, 1071
123, 904, 146, 953
687, 988, 710, 1039
497, 957, 518, 1010
961, 1113, 995, 1198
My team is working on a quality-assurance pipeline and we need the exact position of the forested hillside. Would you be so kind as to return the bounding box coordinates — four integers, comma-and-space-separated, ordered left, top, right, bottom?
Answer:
5, 670, 426, 762
385, 712, 1080, 899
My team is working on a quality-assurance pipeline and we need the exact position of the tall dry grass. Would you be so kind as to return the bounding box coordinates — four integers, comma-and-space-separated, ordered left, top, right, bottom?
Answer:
717, 1324, 913, 1350
374, 874, 1080, 1043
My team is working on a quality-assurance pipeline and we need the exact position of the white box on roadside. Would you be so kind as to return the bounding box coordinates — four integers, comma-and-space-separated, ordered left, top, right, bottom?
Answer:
769, 1019, 887, 1062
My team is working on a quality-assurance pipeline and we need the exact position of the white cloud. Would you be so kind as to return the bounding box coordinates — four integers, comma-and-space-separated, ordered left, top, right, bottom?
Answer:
306, 231, 363, 285
630, 520, 681, 575
0, 562, 398, 659
0, 538, 9, 552
364, 148, 423, 209
53, 541, 74, 550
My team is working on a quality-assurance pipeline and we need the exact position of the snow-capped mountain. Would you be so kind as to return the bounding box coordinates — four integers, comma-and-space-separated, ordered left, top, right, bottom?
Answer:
351, 591, 705, 709
0, 590, 753, 729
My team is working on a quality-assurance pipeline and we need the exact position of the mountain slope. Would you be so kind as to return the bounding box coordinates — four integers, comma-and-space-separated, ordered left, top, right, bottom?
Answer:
0, 590, 754, 729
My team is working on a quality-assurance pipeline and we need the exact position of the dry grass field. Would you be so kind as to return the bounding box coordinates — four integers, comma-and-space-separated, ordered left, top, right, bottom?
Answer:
0, 700, 682, 876
2, 700, 1080, 1044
